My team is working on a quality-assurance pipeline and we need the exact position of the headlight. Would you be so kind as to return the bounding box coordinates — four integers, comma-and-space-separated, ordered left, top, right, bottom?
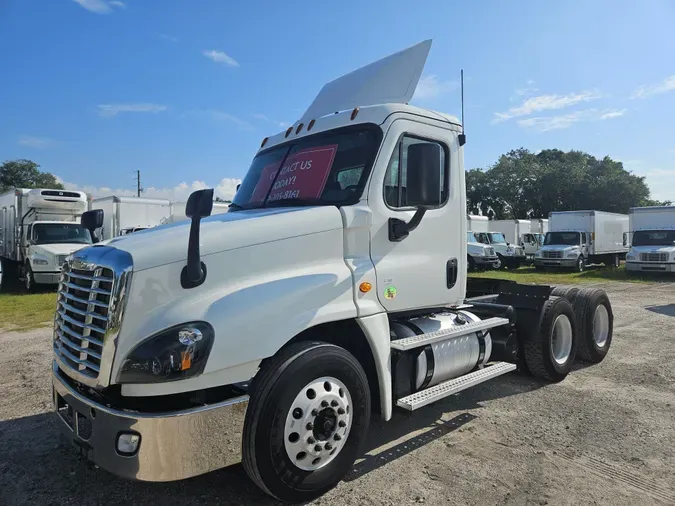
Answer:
479, 249, 486, 256
118, 322, 215, 384
566, 252, 578, 258
626, 254, 635, 261
32, 258, 49, 265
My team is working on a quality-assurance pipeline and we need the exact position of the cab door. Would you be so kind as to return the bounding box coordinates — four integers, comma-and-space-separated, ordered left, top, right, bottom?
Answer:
368, 119, 464, 312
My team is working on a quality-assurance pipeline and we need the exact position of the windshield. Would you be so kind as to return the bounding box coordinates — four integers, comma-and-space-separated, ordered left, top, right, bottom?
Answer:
632, 230, 675, 247
475, 232, 489, 244
488, 232, 507, 244
33, 223, 92, 245
545, 231, 580, 246
467, 232, 478, 243
232, 125, 381, 210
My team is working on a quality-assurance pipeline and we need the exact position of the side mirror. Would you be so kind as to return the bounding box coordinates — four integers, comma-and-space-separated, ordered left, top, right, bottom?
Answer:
182, 188, 214, 288
81, 209, 104, 244
389, 143, 442, 242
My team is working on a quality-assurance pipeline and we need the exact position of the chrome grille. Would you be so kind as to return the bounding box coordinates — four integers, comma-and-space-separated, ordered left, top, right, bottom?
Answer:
640, 252, 668, 262
53, 246, 133, 387
543, 250, 563, 259
54, 266, 114, 378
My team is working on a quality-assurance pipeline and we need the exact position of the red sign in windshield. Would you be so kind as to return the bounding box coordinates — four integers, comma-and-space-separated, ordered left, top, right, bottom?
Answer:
248, 145, 338, 203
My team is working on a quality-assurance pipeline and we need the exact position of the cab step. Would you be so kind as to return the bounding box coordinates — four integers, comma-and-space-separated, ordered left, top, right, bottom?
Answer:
395, 362, 517, 411
390, 316, 509, 351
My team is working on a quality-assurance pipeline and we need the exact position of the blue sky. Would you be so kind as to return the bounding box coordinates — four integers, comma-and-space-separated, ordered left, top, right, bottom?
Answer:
1, 0, 674, 201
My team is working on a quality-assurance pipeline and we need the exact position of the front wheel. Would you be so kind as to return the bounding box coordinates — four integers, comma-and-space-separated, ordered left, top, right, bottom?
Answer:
242, 341, 371, 503
575, 256, 585, 273
24, 264, 35, 293
495, 254, 504, 270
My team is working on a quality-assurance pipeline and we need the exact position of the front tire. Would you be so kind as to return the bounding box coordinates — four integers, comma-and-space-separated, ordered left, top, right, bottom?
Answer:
496, 254, 505, 270
520, 297, 577, 382
575, 256, 585, 273
24, 264, 35, 293
243, 341, 371, 503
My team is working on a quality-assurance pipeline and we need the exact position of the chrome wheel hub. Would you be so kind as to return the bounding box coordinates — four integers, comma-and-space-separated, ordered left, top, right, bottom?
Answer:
593, 304, 610, 348
284, 376, 353, 471
551, 314, 573, 365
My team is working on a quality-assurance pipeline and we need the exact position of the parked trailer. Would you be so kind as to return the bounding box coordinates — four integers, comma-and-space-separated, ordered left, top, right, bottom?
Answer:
626, 206, 675, 273
91, 196, 172, 241
52, 40, 615, 503
0, 188, 92, 291
491, 219, 540, 261
535, 210, 629, 272
467, 215, 526, 269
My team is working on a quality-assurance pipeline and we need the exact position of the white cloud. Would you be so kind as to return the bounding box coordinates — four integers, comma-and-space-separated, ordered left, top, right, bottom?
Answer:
514, 79, 539, 97
98, 103, 167, 117
18, 136, 57, 149
516, 108, 626, 132
187, 109, 252, 130
72, 0, 112, 14
203, 49, 239, 67
253, 113, 289, 128
158, 33, 178, 42
413, 75, 457, 101
109, 0, 125, 8
493, 90, 603, 123
60, 177, 242, 202
631, 75, 675, 99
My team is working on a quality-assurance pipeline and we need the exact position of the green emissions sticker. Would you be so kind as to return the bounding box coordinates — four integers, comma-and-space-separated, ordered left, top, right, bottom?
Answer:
384, 286, 398, 300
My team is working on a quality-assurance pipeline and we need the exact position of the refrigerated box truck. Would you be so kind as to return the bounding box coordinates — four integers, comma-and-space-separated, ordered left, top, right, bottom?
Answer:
534, 210, 629, 271
91, 196, 172, 240
626, 206, 675, 273
0, 188, 92, 291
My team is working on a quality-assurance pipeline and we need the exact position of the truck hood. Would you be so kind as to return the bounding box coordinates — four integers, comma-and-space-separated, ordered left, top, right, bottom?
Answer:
105, 206, 344, 271
629, 245, 675, 254
540, 245, 580, 252
32, 243, 90, 257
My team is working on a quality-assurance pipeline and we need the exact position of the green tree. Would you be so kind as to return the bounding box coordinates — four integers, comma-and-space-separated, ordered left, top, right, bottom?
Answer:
0, 159, 64, 192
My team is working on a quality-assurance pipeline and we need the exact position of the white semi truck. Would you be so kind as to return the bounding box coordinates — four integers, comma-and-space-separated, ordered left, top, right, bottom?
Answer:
52, 41, 615, 503
534, 210, 629, 272
0, 188, 92, 291
467, 215, 526, 269
490, 219, 540, 262
91, 196, 173, 240
626, 206, 675, 274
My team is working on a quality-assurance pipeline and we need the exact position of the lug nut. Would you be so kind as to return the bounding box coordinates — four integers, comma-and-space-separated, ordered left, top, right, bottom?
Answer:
338, 408, 345, 415
311, 409, 318, 416
321, 400, 329, 408
325, 443, 332, 450
307, 436, 315, 444
338, 420, 346, 427
331, 400, 339, 407
314, 445, 322, 452
334, 434, 342, 441
306, 422, 314, 430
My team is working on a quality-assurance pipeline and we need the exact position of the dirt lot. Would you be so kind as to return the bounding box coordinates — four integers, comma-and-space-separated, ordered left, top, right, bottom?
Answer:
1, 281, 674, 505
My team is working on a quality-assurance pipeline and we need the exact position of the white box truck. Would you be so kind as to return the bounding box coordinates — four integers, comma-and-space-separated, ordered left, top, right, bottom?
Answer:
626, 206, 675, 273
51, 41, 615, 503
467, 215, 526, 269
534, 210, 629, 271
0, 188, 92, 291
491, 219, 540, 262
91, 196, 173, 240
466, 231, 499, 270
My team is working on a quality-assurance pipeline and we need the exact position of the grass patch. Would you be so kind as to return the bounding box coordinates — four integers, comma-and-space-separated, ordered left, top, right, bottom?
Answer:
0, 292, 57, 331
469, 265, 666, 285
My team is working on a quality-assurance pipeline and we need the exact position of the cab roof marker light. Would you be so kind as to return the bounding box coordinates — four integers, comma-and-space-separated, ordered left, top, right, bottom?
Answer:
285, 127, 293, 138
295, 123, 304, 134
351, 107, 360, 120
307, 119, 315, 131
261, 137, 269, 148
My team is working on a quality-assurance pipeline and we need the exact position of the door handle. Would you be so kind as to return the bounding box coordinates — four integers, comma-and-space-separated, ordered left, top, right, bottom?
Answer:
447, 258, 458, 288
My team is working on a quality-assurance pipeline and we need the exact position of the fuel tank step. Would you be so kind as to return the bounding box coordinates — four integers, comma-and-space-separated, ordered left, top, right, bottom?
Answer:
390, 317, 509, 351
395, 361, 517, 411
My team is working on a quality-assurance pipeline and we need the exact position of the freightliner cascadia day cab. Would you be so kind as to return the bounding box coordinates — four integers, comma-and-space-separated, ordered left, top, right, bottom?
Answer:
467, 214, 526, 269
52, 41, 615, 503
626, 206, 675, 274
534, 210, 629, 272
0, 188, 92, 291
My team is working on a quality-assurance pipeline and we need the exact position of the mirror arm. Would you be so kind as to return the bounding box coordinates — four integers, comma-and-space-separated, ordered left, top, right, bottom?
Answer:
388, 206, 429, 242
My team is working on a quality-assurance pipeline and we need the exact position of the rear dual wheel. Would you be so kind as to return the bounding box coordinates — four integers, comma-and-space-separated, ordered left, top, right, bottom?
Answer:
243, 341, 370, 503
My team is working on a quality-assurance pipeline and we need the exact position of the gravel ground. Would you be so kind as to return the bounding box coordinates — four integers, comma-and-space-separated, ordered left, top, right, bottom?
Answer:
1, 281, 674, 505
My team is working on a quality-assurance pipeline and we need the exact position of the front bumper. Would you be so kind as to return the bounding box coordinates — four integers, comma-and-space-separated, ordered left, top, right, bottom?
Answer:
472, 255, 500, 268
501, 254, 526, 268
534, 258, 578, 268
626, 262, 675, 273
34, 270, 62, 284
52, 363, 248, 482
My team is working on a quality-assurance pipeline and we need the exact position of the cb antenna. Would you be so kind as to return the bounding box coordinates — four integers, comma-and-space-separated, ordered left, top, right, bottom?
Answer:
459, 69, 466, 147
